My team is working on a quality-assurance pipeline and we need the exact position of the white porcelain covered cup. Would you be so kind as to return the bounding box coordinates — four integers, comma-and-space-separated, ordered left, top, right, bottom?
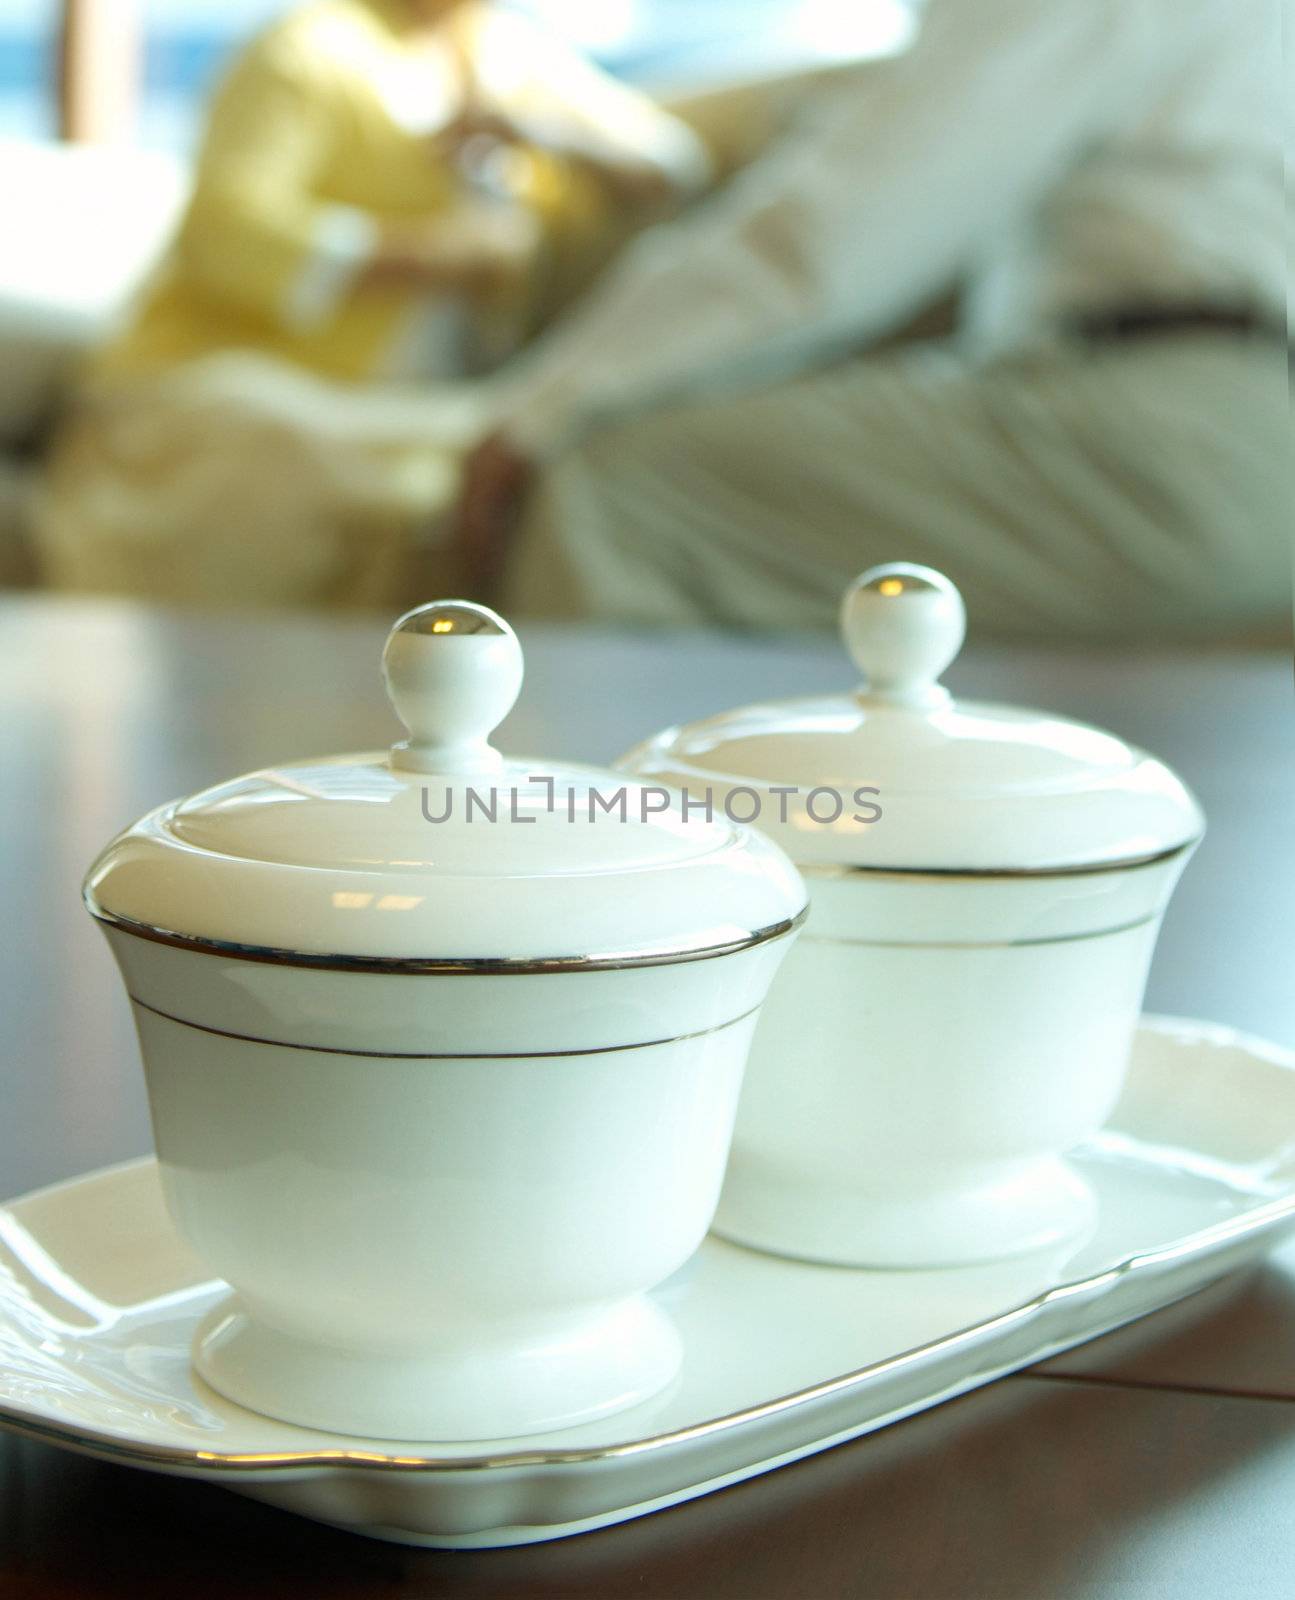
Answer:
618, 565, 1204, 1269
84, 602, 805, 1441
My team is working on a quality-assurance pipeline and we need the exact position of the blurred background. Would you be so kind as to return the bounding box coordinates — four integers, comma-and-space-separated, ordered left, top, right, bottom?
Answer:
0, 0, 920, 605
0, 0, 1285, 635
0, 0, 918, 148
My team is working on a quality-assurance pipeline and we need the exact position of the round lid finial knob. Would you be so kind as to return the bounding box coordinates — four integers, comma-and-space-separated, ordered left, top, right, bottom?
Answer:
383, 601, 522, 773
840, 564, 966, 708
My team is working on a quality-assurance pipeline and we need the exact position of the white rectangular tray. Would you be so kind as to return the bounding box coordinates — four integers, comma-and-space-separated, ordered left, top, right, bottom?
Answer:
3, 1017, 1294, 1548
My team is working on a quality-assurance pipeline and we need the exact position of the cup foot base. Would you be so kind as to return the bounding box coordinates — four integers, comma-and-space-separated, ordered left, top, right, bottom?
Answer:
193, 1294, 682, 1442
714, 1155, 1098, 1268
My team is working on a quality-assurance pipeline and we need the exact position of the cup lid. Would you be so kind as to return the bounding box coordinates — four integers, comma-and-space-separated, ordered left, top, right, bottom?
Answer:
85, 602, 805, 969
617, 565, 1204, 874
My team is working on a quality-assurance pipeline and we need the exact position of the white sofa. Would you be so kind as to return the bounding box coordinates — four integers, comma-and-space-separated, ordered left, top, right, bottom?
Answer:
0, 139, 189, 439
0, 138, 189, 583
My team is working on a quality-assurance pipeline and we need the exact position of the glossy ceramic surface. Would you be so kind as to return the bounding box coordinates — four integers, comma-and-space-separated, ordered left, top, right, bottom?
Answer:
85, 602, 805, 963
111, 929, 787, 1440
619, 565, 1204, 873
79, 601, 806, 1438
713, 854, 1191, 1266
3, 1019, 1292, 1547
618, 565, 1203, 1266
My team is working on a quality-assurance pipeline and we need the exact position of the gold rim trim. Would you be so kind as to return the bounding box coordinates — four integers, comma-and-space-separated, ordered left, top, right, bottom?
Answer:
128, 996, 760, 1059
86, 903, 808, 975
1, 1186, 1292, 1477
798, 840, 1197, 881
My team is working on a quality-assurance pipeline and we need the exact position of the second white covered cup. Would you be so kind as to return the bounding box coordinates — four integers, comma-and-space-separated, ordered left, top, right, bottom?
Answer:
618, 565, 1204, 1268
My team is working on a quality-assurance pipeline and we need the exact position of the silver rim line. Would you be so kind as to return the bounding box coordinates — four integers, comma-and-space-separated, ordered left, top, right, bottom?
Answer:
127, 995, 761, 1060
797, 840, 1196, 881
84, 904, 809, 975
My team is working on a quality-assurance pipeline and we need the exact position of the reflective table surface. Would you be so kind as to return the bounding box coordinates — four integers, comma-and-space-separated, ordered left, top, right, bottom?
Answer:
1, 595, 1292, 1599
